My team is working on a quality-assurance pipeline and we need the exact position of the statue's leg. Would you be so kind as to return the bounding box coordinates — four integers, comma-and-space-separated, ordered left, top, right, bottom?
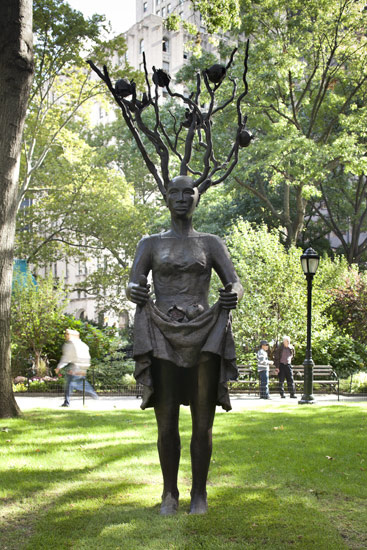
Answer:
152, 359, 181, 515
189, 353, 220, 515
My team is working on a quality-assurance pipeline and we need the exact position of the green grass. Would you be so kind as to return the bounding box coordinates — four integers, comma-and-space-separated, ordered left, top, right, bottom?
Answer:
1, 403, 367, 550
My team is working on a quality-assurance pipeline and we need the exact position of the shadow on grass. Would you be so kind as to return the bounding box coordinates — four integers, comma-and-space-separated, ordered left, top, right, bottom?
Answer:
1, 405, 366, 549
23, 482, 347, 550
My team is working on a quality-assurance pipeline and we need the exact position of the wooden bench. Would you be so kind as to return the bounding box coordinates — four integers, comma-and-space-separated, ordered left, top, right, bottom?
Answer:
229, 364, 340, 400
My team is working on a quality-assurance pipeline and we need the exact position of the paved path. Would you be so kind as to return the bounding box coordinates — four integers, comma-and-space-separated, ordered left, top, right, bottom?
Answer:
15, 393, 367, 412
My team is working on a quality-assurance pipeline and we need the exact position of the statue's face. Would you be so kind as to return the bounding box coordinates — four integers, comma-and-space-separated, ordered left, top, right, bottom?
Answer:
166, 176, 199, 219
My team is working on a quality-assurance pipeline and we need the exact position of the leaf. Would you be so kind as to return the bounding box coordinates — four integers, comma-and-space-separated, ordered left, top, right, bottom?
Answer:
326, 456, 334, 460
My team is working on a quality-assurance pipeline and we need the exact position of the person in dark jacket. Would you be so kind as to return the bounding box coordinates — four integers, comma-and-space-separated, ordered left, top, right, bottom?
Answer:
274, 336, 296, 398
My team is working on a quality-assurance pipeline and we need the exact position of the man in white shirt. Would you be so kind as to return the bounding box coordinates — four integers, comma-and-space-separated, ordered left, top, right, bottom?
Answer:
55, 329, 97, 407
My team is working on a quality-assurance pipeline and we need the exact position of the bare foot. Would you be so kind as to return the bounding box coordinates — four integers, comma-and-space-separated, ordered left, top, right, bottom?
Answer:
190, 492, 208, 515
160, 492, 179, 516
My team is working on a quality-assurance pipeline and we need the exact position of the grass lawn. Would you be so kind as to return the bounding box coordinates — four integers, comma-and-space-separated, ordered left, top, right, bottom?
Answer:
0, 403, 366, 550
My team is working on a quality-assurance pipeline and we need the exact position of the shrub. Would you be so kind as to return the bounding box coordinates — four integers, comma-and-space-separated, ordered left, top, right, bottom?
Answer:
220, 220, 350, 363
349, 372, 367, 393
294, 333, 367, 379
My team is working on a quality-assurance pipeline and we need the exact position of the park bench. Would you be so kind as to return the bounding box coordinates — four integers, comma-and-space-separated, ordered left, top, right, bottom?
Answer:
229, 364, 340, 400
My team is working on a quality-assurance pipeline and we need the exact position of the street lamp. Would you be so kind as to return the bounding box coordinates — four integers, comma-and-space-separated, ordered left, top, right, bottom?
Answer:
299, 247, 320, 405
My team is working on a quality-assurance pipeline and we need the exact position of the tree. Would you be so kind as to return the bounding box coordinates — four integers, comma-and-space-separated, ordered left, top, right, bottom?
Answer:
328, 269, 367, 344
11, 271, 68, 375
0, 0, 33, 418
16, 129, 154, 313
19, 0, 142, 208
221, 220, 350, 359
177, 1, 367, 249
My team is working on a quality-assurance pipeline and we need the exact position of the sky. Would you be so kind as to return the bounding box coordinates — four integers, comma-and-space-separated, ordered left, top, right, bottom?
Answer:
68, 0, 136, 34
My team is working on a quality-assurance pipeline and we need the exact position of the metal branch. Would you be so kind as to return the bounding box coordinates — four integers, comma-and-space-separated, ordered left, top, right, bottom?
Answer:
236, 39, 250, 126
212, 78, 237, 116
142, 52, 152, 102
87, 60, 166, 197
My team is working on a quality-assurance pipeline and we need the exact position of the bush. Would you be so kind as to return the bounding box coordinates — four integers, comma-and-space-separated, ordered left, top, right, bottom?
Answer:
88, 351, 135, 389
294, 333, 367, 379
349, 372, 367, 393
220, 220, 350, 363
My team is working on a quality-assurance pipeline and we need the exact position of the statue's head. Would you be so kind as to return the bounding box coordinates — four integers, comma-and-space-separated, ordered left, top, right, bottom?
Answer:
165, 176, 200, 219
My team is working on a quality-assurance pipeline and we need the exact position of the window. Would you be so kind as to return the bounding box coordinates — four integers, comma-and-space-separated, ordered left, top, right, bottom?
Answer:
162, 6, 166, 16
167, 3, 171, 13
139, 38, 144, 54
163, 61, 170, 72
156, 0, 160, 4
183, 51, 188, 59
143, 2, 148, 12
156, 9, 160, 15
162, 37, 169, 52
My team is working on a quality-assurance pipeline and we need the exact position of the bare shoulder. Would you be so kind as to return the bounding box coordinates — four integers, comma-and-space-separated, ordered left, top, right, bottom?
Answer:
195, 232, 226, 245
198, 232, 229, 254
137, 233, 161, 249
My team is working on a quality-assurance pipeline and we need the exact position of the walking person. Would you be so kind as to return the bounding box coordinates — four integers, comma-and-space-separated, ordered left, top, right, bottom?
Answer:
55, 329, 98, 407
274, 335, 296, 398
257, 340, 271, 399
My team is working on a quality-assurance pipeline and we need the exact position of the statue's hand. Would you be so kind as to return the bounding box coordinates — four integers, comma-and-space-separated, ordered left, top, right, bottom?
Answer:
219, 282, 238, 310
127, 276, 151, 306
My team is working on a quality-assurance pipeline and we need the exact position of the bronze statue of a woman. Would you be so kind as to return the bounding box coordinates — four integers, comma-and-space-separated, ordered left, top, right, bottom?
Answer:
88, 41, 252, 515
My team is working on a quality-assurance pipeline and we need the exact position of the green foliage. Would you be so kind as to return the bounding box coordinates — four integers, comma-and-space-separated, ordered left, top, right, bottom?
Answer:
294, 333, 367, 379
349, 371, 367, 393
11, 271, 68, 374
16, 0, 147, 312
88, 352, 135, 389
328, 270, 367, 343
222, 220, 346, 359
192, 0, 241, 33
165, 0, 240, 35
176, 0, 367, 250
11, 269, 120, 375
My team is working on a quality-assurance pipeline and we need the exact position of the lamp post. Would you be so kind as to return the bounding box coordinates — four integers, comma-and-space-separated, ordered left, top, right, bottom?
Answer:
299, 247, 320, 405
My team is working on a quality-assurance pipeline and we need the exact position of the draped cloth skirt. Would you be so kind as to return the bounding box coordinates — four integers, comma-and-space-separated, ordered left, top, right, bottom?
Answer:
133, 301, 238, 411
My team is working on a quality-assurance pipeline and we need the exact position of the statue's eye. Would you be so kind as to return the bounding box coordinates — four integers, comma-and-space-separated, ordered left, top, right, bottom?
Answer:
183, 189, 194, 195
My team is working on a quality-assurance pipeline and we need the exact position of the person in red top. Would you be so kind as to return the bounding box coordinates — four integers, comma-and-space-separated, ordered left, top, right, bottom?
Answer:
273, 335, 296, 398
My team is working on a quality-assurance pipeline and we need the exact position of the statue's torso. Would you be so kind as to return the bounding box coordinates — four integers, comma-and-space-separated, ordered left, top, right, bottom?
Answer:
151, 234, 212, 314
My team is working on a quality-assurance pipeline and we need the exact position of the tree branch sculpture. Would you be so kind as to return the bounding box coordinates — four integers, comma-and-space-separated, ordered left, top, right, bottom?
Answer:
87, 39, 252, 197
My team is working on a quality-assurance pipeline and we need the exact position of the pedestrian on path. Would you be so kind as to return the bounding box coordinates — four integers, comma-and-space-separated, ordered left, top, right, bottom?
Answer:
257, 340, 271, 399
274, 335, 296, 398
55, 329, 98, 407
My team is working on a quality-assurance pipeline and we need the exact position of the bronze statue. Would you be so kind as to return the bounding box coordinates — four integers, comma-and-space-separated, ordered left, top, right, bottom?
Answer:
88, 41, 251, 515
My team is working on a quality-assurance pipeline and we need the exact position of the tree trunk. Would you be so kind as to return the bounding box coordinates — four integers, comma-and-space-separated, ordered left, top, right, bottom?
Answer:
0, 0, 33, 417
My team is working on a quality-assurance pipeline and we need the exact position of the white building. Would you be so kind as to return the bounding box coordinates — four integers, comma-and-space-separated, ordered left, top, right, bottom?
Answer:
126, 0, 217, 87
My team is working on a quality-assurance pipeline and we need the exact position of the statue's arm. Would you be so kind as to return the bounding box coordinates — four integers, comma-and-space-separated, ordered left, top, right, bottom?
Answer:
126, 237, 152, 306
210, 236, 244, 310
